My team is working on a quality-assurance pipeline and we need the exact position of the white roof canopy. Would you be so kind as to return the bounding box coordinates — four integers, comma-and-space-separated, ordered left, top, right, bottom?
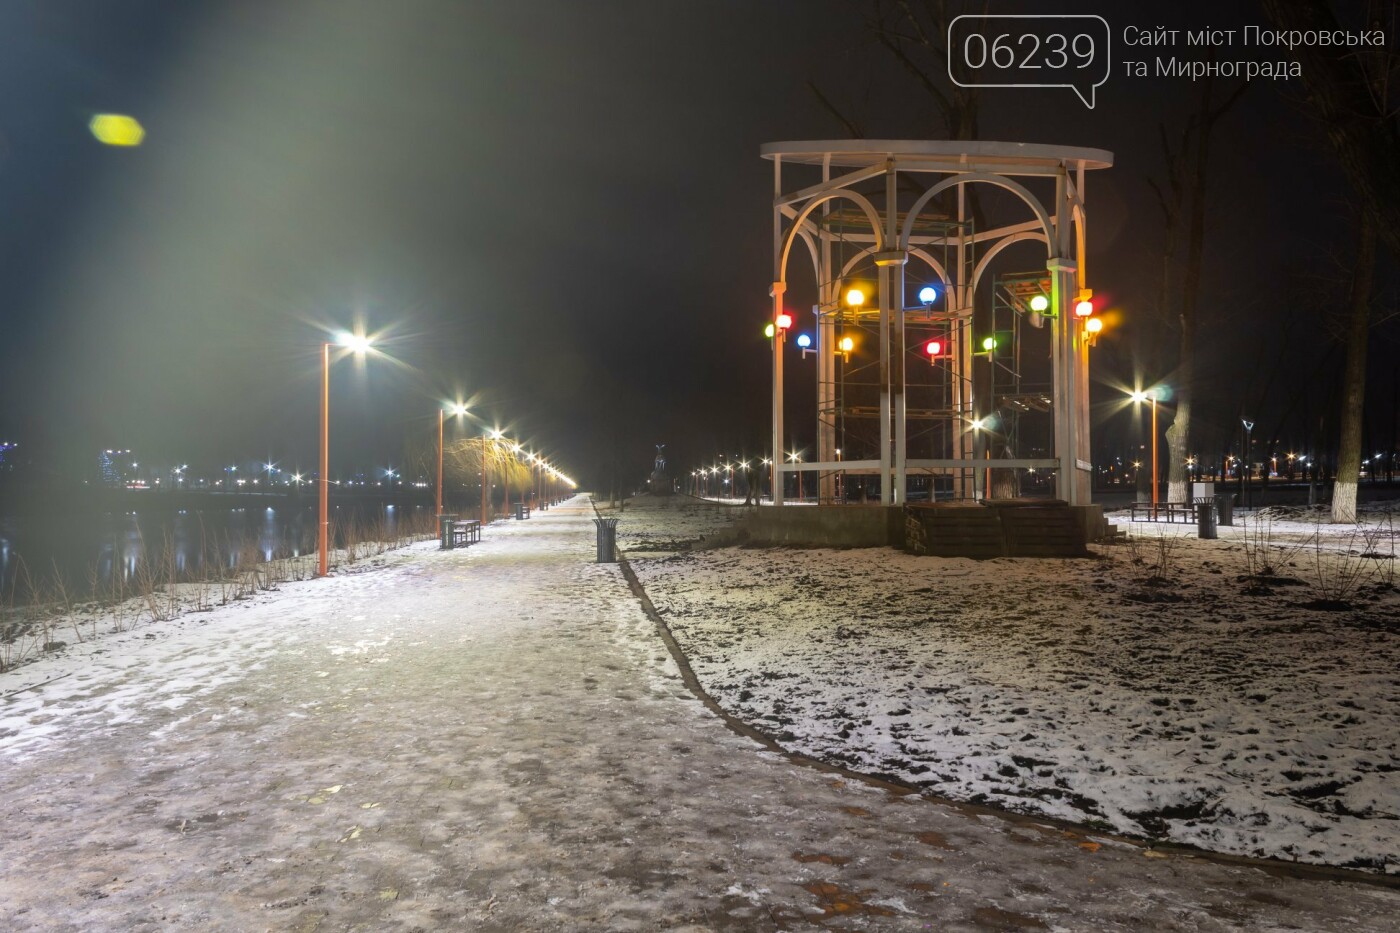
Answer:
760, 140, 1113, 172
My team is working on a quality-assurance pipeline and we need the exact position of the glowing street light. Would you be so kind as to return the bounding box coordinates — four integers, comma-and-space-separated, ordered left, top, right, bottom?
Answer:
319, 331, 374, 578
1029, 294, 1049, 313
438, 402, 469, 517
1129, 387, 1163, 517
787, 450, 803, 501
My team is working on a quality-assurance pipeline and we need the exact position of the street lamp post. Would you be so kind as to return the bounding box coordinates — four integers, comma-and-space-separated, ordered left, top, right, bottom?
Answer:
1150, 394, 1159, 516
970, 417, 987, 500
788, 451, 803, 501
320, 332, 372, 578
1241, 419, 1254, 510
1130, 389, 1162, 518
438, 403, 468, 517
320, 343, 329, 575
481, 436, 489, 524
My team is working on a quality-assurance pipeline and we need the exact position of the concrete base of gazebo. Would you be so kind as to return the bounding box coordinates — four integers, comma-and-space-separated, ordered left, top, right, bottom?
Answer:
723, 501, 1109, 554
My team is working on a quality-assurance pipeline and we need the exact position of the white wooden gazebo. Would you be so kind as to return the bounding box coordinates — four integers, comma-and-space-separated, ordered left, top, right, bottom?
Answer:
763, 140, 1113, 508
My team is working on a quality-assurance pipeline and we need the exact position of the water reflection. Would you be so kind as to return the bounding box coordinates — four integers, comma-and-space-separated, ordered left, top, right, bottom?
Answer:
0, 504, 432, 600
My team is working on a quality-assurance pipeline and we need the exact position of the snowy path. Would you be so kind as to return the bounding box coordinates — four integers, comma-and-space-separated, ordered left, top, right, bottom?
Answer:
0, 497, 1395, 930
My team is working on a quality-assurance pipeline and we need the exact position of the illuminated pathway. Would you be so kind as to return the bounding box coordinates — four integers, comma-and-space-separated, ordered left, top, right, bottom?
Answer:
1, 498, 1395, 930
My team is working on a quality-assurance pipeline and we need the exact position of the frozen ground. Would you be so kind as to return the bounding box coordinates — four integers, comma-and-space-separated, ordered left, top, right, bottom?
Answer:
622, 495, 1400, 875
2, 496, 1397, 930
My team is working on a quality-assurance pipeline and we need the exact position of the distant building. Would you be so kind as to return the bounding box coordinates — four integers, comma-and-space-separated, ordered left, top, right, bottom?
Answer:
98, 449, 136, 487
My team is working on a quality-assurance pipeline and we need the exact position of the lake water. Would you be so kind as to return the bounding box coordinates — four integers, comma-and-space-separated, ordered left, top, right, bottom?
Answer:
0, 500, 437, 600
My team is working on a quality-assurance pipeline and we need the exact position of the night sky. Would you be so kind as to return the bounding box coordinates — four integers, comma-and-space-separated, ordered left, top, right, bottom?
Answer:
0, 0, 1392, 488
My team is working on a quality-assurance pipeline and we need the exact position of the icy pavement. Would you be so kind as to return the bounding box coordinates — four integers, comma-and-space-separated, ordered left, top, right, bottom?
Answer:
0, 498, 1396, 930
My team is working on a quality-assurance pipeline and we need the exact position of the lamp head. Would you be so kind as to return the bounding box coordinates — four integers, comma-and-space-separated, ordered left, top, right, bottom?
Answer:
336, 332, 373, 354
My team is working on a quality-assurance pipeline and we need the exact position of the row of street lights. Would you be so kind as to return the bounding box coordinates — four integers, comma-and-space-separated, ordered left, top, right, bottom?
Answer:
690, 452, 817, 502
318, 330, 575, 579
1127, 384, 1328, 512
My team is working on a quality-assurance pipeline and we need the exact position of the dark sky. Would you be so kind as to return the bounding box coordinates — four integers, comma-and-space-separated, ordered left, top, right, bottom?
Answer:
0, 0, 1392, 487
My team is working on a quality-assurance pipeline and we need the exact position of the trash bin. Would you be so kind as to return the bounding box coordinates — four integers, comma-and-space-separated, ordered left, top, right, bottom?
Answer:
593, 517, 619, 563
1194, 498, 1217, 540
1215, 493, 1235, 527
514, 502, 525, 520
438, 513, 457, 549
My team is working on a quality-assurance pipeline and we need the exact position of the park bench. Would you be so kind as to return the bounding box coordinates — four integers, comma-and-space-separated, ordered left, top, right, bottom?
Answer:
449, 519, 481, 547
1128, 501, 1196, 523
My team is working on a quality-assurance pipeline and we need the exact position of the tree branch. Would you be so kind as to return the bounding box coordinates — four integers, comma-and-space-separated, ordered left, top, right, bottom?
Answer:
806, 80, 865, 138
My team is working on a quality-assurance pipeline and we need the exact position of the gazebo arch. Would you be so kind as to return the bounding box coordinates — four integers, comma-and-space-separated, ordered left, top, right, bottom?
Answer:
761, 140, 1113, 510
777, 189, 885, 287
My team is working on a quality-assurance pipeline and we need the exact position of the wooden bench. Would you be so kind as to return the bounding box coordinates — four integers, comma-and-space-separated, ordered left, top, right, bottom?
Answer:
449, 519, 481, 547
1128, 501, 1196, 523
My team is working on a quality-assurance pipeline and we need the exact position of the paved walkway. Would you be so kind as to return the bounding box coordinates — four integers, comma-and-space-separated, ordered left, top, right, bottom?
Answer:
1, 498, 1395, 930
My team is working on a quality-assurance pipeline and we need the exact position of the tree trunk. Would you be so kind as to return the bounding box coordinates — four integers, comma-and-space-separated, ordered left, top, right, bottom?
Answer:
1163, 68, 1245, 504
1165, 351, 1192, 504
1332, 212, 1375, 522
1166, 75, 1217, 505
1263, 0, 1400, 263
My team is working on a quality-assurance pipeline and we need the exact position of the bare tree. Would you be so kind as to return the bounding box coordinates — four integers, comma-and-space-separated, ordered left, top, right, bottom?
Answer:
1152, 65, 1249, 505
1262, 0, 1398, 521
1263, 0, 1400, 260
865, 0, 982, 140
1334, 212, 1377, 521
809, 1, 982, 149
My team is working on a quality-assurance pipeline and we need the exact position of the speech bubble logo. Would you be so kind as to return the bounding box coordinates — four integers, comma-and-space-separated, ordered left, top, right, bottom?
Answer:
948, 14, 1111, 110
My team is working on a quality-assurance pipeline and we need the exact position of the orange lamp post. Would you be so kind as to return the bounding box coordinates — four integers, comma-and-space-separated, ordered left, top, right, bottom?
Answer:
319, 332, 372, 578
437, 403, 468, 517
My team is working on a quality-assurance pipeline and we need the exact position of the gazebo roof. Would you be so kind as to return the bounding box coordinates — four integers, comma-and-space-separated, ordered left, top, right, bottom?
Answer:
760, 140, 1113, 172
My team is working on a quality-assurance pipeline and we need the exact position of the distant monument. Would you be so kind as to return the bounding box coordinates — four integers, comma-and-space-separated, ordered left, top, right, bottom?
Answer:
650, 444, 674, 496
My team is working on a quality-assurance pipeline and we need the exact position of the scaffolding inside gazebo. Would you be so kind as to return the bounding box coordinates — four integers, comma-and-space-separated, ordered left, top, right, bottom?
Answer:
763, 140, 1113, 509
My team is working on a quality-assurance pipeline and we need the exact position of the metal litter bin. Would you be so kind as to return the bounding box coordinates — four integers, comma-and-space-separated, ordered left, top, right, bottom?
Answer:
593, 517, 619, 563
1194, 498, 1217, 540
1215, 493, 1235, 527
514, 502, 525, 520
438, 513, 456, 549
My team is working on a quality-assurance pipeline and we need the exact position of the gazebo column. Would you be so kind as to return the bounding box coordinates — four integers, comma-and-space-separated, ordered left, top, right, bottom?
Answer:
771, 280, 786, 506
875, 248, 909, 504
877, 262, 892, 505
817, 298, 837, 502
1049, 255, 1076, 503
1049, 166, 1092, 507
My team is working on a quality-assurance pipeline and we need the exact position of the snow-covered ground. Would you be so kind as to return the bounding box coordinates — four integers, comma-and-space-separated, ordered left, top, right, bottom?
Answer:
621, 495, 1400, 874
3, 494, 1398, 930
